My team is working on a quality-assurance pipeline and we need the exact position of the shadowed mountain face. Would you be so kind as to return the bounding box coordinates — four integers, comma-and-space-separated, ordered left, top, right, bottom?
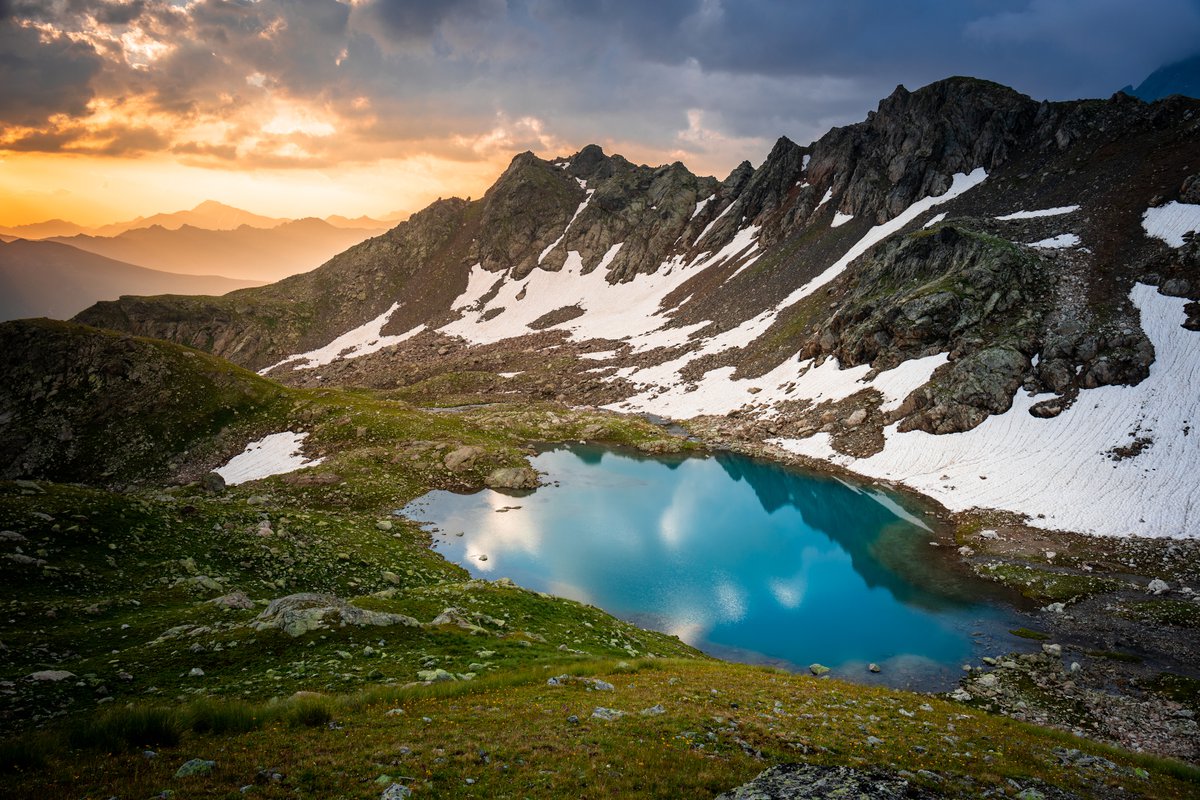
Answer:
70, 78, 1200, 538
0, 239, 260, 322
1126, 52, 1200, 101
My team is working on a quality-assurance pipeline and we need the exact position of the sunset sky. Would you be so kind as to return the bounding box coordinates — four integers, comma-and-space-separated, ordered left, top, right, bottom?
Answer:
2, 0, 1198, 227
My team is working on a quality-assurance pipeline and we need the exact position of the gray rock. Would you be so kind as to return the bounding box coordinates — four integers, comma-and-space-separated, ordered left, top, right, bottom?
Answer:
640, 704, 666, 716
0, 531, 27, 542
251, 593, 418, 637
199, 472, 225, 494
209, 591, 254, 610
443, 445, 485, 472
808, 663, 830, 676
591, 707, 625, 721
375, 519, 394, 531
28, 670, 75, 681
416, 669, 455, 683
6, 553, 46, 567
867, 663, 881, 673
1147, 578, 1170, 595
484, 467, 539, 491
715, 763, 941, 799
1042, 643, 1063, 657
174, 758, 215, 778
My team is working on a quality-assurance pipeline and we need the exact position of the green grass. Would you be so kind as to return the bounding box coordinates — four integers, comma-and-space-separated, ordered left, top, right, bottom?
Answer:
1009, 627, 1051, 641
977, 563, 1122, 603
1113, 599, 1200, 628
3, 659, 1197, 799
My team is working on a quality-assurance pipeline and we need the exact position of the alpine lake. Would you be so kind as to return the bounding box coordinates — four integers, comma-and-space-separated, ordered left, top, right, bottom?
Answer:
402, 443, 1030, 690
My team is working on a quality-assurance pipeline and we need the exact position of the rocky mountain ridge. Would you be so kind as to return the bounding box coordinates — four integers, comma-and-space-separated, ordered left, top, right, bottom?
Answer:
74, 76, 1200, 537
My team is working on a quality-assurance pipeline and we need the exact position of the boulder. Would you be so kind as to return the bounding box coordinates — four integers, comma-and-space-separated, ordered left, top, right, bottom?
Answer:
716, 763, 941, 799
199, 472, 225, 494
28, 670, 75, 682
251, 593, 418, 637
441, 448, 482, 472
174, 758, 216, 778
484, 467, 539, 491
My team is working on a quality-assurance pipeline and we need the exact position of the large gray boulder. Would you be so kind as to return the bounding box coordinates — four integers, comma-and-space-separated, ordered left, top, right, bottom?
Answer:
251, 593, 418, 637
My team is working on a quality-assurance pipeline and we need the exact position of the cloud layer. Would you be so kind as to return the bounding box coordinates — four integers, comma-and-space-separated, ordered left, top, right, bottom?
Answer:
1, 1, 1197, 187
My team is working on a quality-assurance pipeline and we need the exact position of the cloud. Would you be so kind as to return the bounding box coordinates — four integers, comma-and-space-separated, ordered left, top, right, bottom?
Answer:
0, 20, 104, 126
1, 0, 1196, 183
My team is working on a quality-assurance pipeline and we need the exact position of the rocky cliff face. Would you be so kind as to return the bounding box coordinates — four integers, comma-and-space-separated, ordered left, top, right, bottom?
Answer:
74, 78, 1200, 456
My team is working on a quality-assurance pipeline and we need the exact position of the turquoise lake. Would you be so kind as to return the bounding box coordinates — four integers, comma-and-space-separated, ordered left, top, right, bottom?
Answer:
402, 444, 1026, 689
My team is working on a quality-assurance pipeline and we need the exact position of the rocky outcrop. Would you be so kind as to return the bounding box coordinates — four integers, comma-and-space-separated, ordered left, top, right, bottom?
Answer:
716, 763, 942, 800
250, 593, 418, 637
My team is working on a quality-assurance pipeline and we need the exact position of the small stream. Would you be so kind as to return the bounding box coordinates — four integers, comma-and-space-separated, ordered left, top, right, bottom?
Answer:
403, 443, 1030, 690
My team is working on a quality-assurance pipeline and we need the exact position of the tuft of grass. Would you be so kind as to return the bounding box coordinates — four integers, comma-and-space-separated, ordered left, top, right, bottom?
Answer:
283, 696, 335, 728
1010, 627, 1051, 641
184, 698, 263, 735
66, 706, 181, 753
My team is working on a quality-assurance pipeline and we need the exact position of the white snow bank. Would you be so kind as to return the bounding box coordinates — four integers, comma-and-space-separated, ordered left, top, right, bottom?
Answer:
1142, 201, 1200, 248
774, 284, 1200, 538
1029, 233, 1080, 249
691, 196, 713, 219
923, 212, 947, 229
215, 432, 323, 486
609, 350, 948, 422
996, 205, 1080, 221
831, 212, 854, 227
260, 303, 425, 373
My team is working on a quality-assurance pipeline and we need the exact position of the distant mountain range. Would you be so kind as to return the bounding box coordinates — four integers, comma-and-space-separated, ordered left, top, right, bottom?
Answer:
0, 239, 259, 321
47, 217, 389, 282
0, 200, 398, 239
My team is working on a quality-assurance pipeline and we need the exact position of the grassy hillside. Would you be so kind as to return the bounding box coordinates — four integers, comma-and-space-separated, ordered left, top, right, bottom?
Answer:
1, 321, 1197, 798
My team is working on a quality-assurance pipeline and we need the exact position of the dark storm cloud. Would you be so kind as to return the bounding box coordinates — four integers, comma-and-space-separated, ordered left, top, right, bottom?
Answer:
3, 0, 1199, 170
0, 20, 104, 126
366, 0, 498, 40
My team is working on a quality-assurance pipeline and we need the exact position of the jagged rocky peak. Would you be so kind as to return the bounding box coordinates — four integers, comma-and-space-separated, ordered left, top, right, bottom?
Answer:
808, 76, 1039, 223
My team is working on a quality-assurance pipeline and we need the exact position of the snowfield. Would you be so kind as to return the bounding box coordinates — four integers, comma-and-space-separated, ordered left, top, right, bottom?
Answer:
215, 431, 323, 485
774, 284, 1200, 539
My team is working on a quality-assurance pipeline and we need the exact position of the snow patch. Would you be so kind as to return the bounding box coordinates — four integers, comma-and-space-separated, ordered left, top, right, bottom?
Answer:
923, 212, 947, 229
1142, 201, 1200, 248
539, 183, 594, 264
216, 432, 322, 486
816, 188, 833, 208
996, 205, 1080, 221
775, 284, 1200, 538
1029, 233, 1080, 249
831, 212, 854, 228
260, 303, 424, 373
691, 196, 713, 219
